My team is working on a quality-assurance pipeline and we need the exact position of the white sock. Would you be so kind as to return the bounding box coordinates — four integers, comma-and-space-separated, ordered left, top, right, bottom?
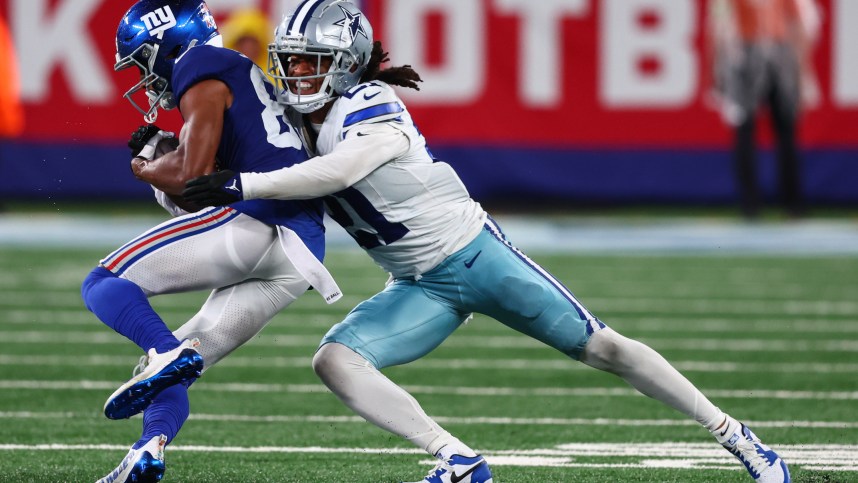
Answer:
710, 414, 742, 445
580, 328, 722, 426
313, 343, 467, 457
703, 409, 727, 433
436, 441, 478, 460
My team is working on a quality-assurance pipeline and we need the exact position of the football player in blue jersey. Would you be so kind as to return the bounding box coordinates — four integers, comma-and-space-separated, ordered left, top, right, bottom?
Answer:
184, 1, 791, 482
82, 1, 342, 481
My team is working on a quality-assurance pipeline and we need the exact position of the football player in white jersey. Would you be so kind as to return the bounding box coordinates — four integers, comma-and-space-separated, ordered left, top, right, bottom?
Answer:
184, 1, 790, 482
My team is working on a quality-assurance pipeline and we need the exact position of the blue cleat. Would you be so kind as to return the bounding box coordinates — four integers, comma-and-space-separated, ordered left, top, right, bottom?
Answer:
96, 434, 167, 483
104, 338, 203, 420
403, 454, 494, 483
722, 423, 791, 482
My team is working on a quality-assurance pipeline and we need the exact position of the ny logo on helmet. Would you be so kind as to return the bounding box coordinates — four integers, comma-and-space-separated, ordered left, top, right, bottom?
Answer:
141, 6, 177, 40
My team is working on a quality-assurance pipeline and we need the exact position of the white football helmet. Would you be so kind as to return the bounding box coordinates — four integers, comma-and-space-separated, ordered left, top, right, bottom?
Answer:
268, 0, 373, 113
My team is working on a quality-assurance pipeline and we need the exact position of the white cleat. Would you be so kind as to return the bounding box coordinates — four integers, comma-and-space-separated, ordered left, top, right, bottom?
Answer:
104, 338, 203, 419
722, 423, 791, 482
402, 454, 494, 483
96, 434, 167, 483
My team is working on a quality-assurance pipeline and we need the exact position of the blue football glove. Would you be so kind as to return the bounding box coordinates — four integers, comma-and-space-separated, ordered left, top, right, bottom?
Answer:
182, 170, 243, 206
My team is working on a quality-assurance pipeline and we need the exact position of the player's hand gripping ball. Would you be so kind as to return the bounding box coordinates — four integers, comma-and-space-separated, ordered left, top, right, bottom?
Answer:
128, 124, 178, 160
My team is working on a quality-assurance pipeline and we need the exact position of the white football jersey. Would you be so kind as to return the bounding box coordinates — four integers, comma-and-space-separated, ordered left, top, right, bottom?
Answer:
314, 81, 486, 278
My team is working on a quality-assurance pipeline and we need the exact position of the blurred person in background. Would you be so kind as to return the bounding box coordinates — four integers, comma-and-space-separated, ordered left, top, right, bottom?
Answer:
221, 7, 272, 74
0, 10, 23, 137
185, 1, 792, 482
707, 0, 820, 220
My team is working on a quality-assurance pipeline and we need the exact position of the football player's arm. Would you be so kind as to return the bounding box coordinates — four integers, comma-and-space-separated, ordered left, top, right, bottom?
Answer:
131, 79, 231, 197
242, 123, 410, 200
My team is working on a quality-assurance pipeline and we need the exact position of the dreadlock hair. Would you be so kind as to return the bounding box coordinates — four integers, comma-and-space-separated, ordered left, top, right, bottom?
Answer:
360, 41, 422, 90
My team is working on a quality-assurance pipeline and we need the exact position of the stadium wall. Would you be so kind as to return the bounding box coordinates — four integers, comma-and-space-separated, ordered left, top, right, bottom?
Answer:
2, 0, 856, 205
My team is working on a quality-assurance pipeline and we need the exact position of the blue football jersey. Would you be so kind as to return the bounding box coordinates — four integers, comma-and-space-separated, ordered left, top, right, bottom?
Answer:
172, 45, 325, 260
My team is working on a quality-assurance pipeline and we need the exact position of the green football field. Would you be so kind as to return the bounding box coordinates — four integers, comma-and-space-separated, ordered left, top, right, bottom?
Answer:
0, 246, 856, 482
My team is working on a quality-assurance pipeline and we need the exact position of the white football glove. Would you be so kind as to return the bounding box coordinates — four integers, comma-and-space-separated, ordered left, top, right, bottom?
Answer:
137, 130, 175, 161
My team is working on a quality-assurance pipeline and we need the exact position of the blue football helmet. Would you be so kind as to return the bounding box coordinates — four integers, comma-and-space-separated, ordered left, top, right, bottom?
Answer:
269, 0, 373, 113
115, 0, 221, 122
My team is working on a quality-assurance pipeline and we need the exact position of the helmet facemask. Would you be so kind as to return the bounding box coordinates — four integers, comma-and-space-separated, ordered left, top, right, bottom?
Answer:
268, 35, 361, 114
114, 1, 221, 123
115, 43, 176, 123
269, 0, 373, 113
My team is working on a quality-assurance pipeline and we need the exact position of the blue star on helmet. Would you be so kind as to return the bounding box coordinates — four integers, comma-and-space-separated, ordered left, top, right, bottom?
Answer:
334, 5, 368, 42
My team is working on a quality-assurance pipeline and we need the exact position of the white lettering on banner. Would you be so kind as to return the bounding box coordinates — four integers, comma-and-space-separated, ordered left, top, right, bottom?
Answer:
601, 0, 696, 107
207, 0, 263, 11
494, 0, 589, 107
834, 0, 858, 105
13, 0, 112, 103
387, 0, 484, 105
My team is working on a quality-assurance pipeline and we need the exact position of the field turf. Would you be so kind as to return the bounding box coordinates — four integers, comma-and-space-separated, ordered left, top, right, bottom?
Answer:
0, 246, 856, 482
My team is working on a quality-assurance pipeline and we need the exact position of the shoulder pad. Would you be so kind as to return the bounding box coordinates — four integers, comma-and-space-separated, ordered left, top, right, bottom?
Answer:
337, 82, 404, 129
172, 46, 247, 102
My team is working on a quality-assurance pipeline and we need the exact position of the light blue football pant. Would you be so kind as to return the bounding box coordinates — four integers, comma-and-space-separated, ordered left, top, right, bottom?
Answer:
321, 220, 606, 369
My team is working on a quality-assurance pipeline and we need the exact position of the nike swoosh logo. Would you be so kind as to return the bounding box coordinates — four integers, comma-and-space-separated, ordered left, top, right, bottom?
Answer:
450, 461, 483, 483
464, 251, 481, 269
718, 418, 730, 437
363, 91, 380, 100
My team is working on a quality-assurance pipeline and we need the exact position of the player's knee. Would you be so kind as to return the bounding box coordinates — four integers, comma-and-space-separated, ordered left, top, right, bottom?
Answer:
312, 342, 342, 381
311, 346, 327, 378
313, 342, 372, 383
80, 266, 116, 309
581, 328, 629, 373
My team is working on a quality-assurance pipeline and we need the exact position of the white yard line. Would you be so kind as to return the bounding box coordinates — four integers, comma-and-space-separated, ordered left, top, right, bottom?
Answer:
4, 290, 858, 316
2, 410, 856, 429
1, 330, 858, 352
1, 353, 858, 374
1, 380, 856, 400
7, 310, 858, 335
0, 441, 854, 471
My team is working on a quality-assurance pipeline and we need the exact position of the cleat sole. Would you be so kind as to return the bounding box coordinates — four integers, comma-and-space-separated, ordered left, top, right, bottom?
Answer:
105, 350, 203, 419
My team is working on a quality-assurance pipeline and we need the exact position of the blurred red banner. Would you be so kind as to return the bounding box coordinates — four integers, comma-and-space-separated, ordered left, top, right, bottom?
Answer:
4, 0, 857, 146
